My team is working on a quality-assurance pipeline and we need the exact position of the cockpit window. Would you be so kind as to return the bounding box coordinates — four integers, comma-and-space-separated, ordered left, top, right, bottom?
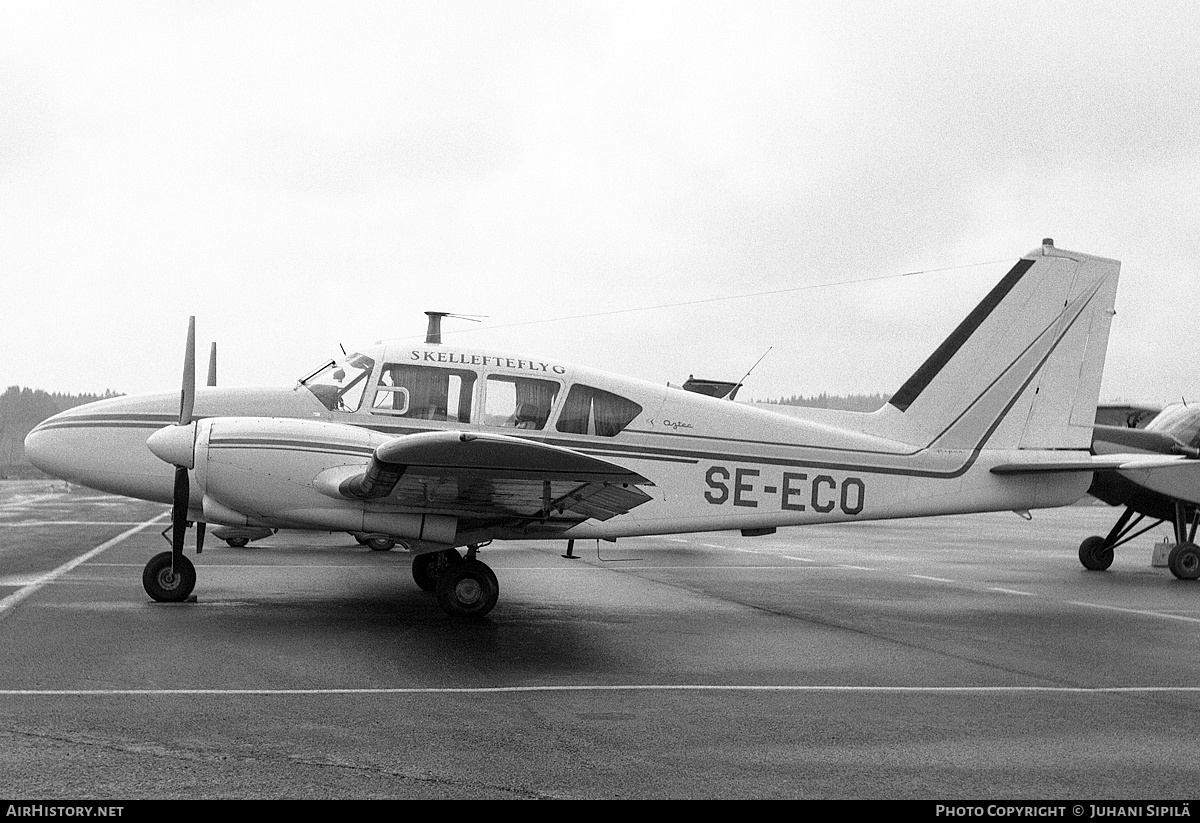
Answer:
1146, 404, 1200, 449
556, 384, 642, 437
371, 364, 476, 422
482, 375, 559, 429
301, 353, 376, 412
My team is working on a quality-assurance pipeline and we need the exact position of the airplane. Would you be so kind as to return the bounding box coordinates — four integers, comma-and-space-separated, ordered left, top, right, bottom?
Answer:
1076, 402, 1200, 577
26, 238, 1200, 619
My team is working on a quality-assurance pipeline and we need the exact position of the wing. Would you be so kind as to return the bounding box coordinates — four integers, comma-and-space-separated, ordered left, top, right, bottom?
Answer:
1092, 424, 1198, 457
316, 430, 653, 523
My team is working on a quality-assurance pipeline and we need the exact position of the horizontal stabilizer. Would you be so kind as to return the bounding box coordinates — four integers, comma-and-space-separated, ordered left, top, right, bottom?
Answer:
991, 454, 1199, 475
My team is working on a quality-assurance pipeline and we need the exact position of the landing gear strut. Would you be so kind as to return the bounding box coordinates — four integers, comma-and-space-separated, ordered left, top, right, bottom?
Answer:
411, 548, 462, 592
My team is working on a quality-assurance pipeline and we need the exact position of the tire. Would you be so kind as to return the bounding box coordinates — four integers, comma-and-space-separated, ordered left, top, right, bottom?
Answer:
1168, 542, 1200, 580
366, 536, 396, 551
142, 551, 197, 602
435, 559, 499, 618
1078, 535, 1114, 571
226, 537, 250, 548
411, 548, 462, 592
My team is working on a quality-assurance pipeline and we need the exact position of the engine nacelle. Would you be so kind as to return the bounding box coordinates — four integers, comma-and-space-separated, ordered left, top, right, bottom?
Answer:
189, 417, 458, 543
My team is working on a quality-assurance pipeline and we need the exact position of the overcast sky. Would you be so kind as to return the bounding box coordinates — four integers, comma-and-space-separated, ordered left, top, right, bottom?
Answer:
3, 1, 1199, 405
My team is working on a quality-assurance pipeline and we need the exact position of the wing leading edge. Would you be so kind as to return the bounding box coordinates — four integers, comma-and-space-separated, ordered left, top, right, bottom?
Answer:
320, 430, 654, 522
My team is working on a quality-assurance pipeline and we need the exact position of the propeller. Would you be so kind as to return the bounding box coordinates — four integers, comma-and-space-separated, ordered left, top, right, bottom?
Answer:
195, 340, 216, 554
147, 317, 198, 564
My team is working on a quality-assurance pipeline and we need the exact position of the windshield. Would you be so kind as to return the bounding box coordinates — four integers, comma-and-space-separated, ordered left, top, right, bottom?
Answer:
300, 352, 376, 412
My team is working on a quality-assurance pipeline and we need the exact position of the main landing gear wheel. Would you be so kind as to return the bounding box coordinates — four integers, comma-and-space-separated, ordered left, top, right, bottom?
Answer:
1168, 542, 1200, 580
226, 537, 250, 548
366, 536, 396, 551
411, 548, 463, 592
435, 559, 498, 619
142, 551, 196, 602
1078, 535, 1114, 571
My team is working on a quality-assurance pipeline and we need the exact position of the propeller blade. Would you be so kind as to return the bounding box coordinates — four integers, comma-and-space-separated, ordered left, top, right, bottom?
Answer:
171, 465, 189, 557
196, 521, 206, 554
179, 317, 196, 426
206, 341, 217, 387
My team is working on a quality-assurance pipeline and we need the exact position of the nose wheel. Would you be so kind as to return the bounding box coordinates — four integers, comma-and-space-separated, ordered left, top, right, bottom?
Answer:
143, 551, 196, 602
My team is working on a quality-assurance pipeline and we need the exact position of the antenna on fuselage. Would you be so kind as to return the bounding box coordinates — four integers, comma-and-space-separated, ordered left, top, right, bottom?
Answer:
206, 342, 217, 387
730, 347, 773, 400
424, 312, 485, 345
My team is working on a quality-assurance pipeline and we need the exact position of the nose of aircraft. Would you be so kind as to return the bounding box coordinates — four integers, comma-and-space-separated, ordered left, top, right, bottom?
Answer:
146, 423, 197, 468
24, 415, 74, 480
21, 393, 180, 502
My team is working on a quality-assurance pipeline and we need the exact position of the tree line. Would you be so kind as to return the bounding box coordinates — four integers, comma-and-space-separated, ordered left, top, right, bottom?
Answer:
757, 392, 891, 413
0, 386, 123, 477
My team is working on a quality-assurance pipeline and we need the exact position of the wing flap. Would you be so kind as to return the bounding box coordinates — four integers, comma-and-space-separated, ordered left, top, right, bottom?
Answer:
554, 482, 654, 521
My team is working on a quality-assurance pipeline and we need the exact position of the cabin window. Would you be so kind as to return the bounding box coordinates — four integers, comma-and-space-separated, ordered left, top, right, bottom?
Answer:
482, 375, 559, 429
302, 353, 376, 412
371, 364, 475, 422
556, 384, 642, 437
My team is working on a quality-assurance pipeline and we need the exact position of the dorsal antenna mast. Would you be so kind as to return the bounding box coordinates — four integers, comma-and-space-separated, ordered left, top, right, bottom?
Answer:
425, 312, 485, 345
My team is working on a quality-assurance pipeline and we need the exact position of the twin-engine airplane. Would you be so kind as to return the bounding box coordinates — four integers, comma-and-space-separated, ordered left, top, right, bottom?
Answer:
27, 239, 1199, 618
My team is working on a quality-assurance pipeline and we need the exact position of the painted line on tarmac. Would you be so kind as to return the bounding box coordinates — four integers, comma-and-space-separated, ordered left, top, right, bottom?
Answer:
1066, 600, 1200, 624
990, 587, 1037, 596
3, 684, 1200, 696
87, 562, 846, 570
0, 512, 170, 619
908, 574, 956, 583
0, 521, 161, 527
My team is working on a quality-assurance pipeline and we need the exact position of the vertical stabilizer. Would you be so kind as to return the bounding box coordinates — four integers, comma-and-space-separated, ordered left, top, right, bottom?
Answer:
880, 240, 1120, 452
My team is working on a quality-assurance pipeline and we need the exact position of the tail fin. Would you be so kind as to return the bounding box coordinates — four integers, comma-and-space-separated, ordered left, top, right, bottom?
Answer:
879, 239, 1120, 451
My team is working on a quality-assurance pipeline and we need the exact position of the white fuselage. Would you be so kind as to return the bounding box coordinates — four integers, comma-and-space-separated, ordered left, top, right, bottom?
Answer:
26, 341, 1091, 546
